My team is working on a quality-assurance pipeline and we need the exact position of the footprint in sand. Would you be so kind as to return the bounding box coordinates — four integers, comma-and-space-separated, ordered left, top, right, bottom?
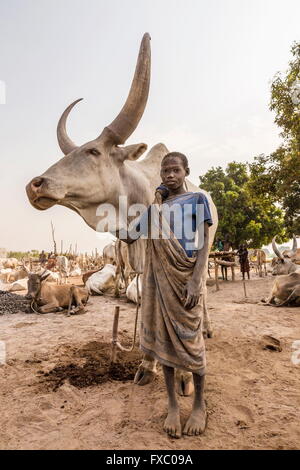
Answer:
233, 404, 255, 426
13, 322, 36, 329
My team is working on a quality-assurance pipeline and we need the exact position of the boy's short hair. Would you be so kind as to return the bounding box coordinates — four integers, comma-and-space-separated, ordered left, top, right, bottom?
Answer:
162, 152, 189, 168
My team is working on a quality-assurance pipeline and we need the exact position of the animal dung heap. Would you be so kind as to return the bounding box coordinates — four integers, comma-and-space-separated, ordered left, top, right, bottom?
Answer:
0, 290, 29, 315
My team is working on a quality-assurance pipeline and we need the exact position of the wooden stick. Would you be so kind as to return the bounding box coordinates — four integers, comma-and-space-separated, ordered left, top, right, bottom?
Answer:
243, 279, 247, 298
215, 261, 220, 291
111, 306, 120, 363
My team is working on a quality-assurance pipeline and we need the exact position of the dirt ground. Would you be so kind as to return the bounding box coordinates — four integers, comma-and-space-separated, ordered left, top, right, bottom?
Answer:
0, 273, 300, 450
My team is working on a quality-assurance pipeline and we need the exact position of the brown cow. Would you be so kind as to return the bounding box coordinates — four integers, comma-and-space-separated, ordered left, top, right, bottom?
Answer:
254, 249, 267, 277
26, 271, 89, 314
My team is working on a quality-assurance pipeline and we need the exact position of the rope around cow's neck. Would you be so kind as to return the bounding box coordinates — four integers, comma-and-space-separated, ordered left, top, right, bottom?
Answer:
30, 283, 43, 314
30, 299, 41, 314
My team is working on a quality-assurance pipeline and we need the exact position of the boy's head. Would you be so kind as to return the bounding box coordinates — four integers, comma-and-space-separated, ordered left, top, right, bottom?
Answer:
160, 152, 190, 190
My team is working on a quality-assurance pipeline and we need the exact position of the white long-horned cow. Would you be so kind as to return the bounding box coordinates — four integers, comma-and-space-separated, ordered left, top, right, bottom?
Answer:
263, 272, 300, 306
26, 33, 218, 390
271, 235, 299, 276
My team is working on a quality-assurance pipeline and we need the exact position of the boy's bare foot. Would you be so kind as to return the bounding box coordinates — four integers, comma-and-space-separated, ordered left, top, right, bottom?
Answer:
183, 405, 207, 436
163, 408, 181, 439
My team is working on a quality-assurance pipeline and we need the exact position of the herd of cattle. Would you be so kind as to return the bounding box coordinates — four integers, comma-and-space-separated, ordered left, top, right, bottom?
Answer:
0, 235, 300, 313
0, 241, 141, 313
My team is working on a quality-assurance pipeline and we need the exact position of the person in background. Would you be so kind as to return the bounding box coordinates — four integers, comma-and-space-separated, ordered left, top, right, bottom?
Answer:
216, 238, 224, 251
237, 243, 250, 280
39, 250, 47, 266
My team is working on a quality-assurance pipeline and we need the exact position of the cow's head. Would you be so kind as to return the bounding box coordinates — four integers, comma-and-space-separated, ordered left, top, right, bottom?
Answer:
271, 235, 298, 275
25, 270, 51, 300
26, 34, 151, 230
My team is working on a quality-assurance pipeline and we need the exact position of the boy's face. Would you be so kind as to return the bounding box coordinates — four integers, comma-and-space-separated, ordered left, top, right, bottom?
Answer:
160, 157, 189, 190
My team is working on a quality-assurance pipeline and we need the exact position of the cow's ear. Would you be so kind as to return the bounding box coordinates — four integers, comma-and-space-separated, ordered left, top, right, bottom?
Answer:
122, 143, 148, 161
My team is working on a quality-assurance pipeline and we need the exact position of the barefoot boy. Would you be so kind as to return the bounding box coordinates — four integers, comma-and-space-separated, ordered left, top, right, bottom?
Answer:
122, 151, 213, 438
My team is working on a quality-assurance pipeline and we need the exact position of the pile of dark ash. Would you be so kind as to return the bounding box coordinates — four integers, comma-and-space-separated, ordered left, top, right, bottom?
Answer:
38, 341, 142, 390
0, 290, 29, 315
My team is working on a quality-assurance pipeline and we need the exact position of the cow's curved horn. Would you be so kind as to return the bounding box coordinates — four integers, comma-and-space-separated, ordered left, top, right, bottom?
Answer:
272, 236, 284, 259
57, 98, 83, 154
101, 33, 151, 145
286, 234, 298, 258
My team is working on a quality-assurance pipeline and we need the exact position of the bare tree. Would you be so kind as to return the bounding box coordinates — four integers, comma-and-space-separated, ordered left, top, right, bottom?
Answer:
51, 221, 57, 255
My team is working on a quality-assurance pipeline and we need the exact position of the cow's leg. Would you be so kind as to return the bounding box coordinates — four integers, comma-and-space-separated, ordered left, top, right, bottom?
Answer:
134, 354, 157, 385
38, 302, 61, 313
162, 365, 181, 438
175, 369, 194, 396
71, 286, 84, 308
67, 286, 85, 314
262, 295, 276, 306
135, 356, 195, 397
113, 256, 122, 297
183, 373, 206, 436
114, 269, 121, 298
124, 267, 131, 290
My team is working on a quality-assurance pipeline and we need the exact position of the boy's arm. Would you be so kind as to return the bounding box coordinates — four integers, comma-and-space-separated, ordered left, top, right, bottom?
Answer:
115, 185, 168, 245
183, 221, 210, 309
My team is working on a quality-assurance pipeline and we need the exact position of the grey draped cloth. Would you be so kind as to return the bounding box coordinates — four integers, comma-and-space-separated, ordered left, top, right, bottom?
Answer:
140, 195, 206, 376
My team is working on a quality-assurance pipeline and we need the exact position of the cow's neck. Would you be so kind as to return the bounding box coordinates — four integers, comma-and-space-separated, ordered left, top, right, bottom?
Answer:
60, 160, 158, 233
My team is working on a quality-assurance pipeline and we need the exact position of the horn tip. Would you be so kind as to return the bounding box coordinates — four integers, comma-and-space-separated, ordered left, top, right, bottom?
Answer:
143, 32, 151, 41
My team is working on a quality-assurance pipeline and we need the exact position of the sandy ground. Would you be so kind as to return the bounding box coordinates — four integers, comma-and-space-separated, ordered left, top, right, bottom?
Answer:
0, 273, 300, 450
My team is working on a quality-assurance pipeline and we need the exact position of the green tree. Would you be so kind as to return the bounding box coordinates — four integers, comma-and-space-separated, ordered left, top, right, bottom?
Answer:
199, 162, 285, 248
249, 42, 300, 236
270, 42, 300, 143
249, 145, 300, 236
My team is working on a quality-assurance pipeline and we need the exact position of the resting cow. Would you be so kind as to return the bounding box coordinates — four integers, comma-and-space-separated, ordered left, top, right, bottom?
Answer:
85, 264, 117, 295
263, 272, 300, 307
25, 271, 89, 313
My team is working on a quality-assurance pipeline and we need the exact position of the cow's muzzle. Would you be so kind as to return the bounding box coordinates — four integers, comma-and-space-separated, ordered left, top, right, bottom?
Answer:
26, 177, 63, 210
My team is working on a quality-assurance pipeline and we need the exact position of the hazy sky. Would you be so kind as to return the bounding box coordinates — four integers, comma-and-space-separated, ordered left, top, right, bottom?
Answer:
0, 0, 299, 253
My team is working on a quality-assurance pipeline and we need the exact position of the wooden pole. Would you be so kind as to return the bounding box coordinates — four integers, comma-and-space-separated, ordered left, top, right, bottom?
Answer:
111, 306, 120, 363
214, 261, 220, 291
243, 279, 247, 298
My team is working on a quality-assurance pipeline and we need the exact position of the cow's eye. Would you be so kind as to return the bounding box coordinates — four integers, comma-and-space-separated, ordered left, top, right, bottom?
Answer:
87, 148, 100, 156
